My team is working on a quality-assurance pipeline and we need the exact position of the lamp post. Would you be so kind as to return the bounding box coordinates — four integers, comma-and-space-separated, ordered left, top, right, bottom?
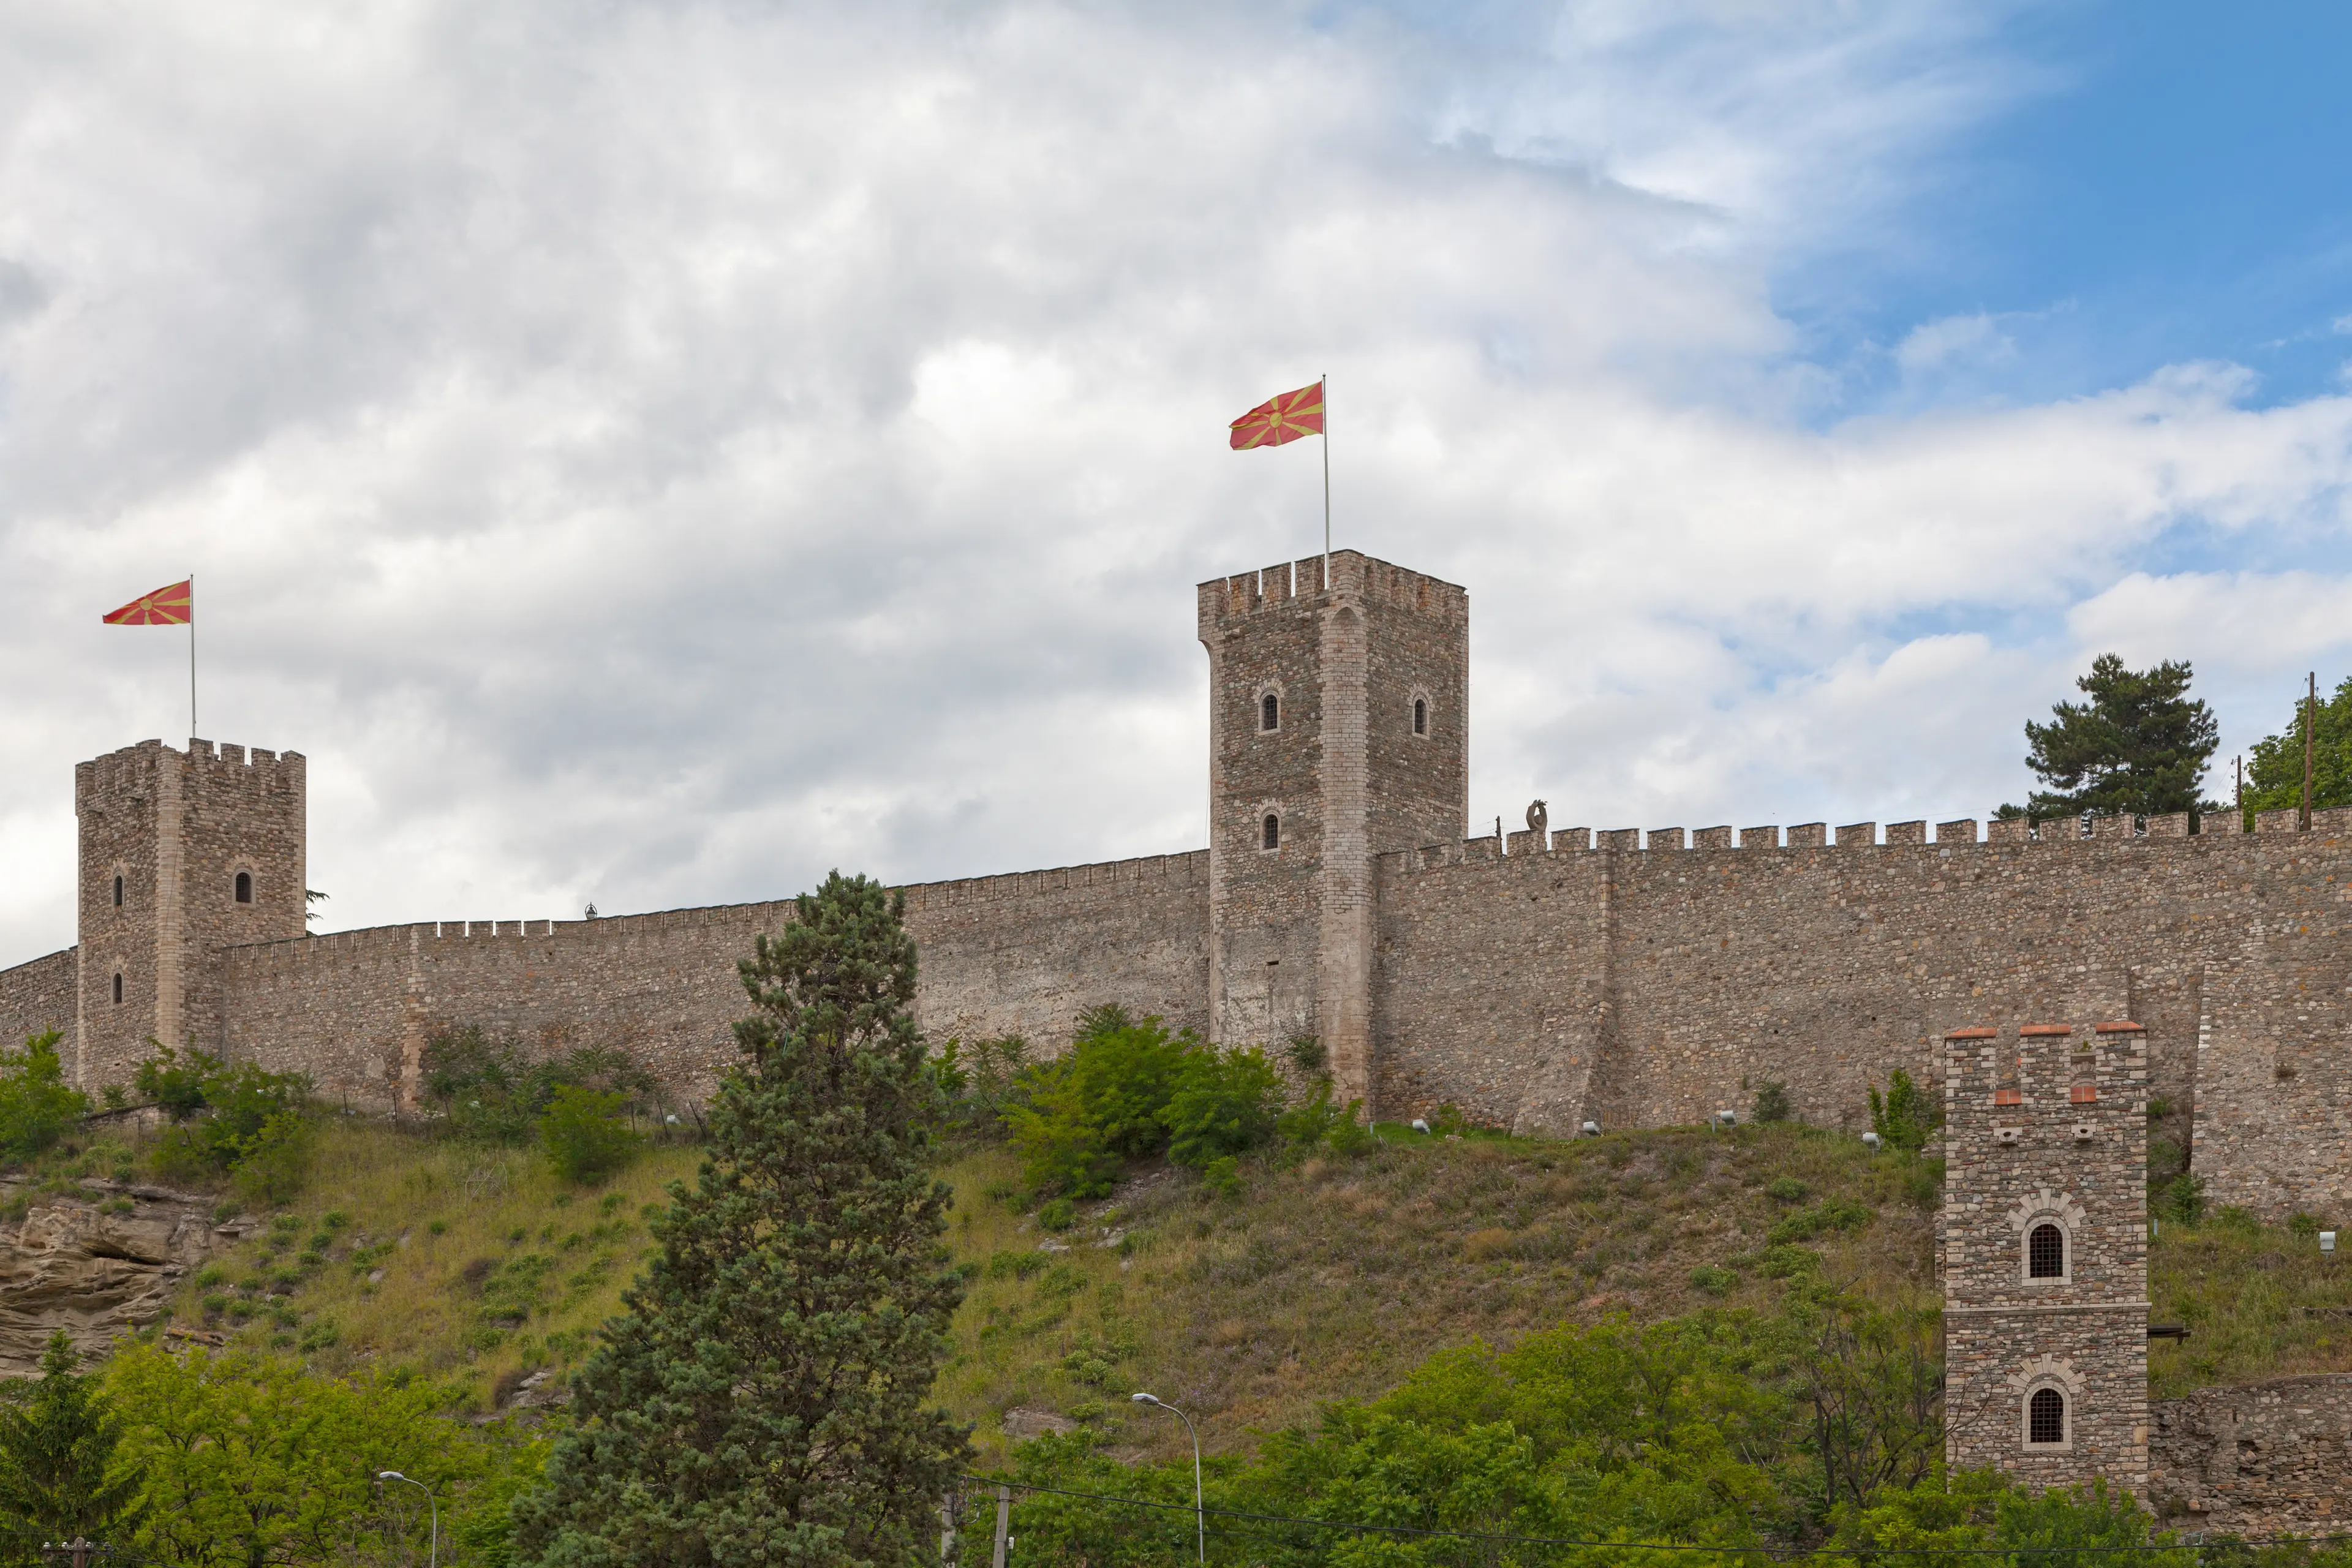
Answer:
378, 1471, 437, 1568
1130, 1393, 1202, 1565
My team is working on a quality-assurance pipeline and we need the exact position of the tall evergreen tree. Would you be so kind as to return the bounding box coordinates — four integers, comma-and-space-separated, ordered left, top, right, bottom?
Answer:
0, 1332, 142, 1563
1994, 653, 2218, 821
2242, 673, 2352, 822
513, 872, 968, 1567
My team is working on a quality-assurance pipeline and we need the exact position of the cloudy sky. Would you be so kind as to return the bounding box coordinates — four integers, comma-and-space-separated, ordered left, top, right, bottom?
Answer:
4, 1, 2351, 961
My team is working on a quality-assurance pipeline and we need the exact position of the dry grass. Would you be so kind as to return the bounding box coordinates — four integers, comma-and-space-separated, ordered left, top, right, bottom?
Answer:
2149, 1213, 2352, 1396
934, 1121, 1942, 1466
157, 1119, 699, 1411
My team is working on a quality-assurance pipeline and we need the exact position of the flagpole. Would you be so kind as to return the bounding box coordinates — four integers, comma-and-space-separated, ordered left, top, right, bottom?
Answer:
1320, 374, 1330, 588
188, 573, 197, 739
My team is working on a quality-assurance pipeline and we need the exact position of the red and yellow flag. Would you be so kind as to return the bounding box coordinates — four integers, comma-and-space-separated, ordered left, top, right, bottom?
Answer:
102, 580, 192, 625
1229, 381, 1324, 450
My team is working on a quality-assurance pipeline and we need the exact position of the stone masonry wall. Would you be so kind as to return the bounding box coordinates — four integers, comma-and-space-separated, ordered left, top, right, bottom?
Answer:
0, 949, 76, 1052
211, 852, 1208, 1110
2151, 1373, 2352, 1534
1368, 810, 2352, 1220
1942, 1022, 2149, 1493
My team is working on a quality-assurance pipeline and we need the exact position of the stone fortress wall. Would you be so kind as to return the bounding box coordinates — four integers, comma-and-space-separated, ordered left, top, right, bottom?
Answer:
2, 548, 2349, 1231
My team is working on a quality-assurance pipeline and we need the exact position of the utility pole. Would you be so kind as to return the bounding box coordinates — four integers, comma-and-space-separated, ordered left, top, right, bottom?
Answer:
990, 1484, 1011, 1568
2304, 671, 2318, 831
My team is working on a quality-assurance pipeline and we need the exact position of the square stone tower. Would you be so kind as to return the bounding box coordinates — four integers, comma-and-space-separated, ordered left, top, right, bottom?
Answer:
75, 739, 305, 1091
1942, 1020, 2149, 1493
1197, 551, 1467, 1106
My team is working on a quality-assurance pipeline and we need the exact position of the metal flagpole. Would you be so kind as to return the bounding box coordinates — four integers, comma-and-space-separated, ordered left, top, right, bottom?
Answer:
1321, 374, 1330, 587
188, 573, 198, 738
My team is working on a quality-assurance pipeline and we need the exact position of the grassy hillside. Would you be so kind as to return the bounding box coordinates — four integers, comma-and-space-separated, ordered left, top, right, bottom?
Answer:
43, 1112, 2343, 1461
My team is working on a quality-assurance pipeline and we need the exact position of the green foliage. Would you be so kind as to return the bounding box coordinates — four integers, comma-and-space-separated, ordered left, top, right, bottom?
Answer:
1751, 1080, 1795, 1125
1868, 1069, 1940, 1156
230, 1110, 316, 1207
1161, 1045, 1283, 1172
2244, 673, 2352, 821
0, 1333, 141, 1561
1275, 1080, 1373, 1156
421, 1028, 658, 1147
137, 1048, 313, 1191
1283, 1033, 1327, 1074
513, 872, 968, 1566
2155, 1171, 2207, 1226
930, 1035, 1038, 1136
133, 1044, 213, 1122
105, 1343, 507, 1567
537, 1086, 639, 1186
1768, 1198, 1874, 1245
1996, 652, 2218, 820
0, 1033, 92, 1167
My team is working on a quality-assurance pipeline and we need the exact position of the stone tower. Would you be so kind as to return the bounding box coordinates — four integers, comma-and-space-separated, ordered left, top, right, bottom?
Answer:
1942, 1020, 2149, 1493
1197, 551, 1467, 1106
75, 739, 305, 1091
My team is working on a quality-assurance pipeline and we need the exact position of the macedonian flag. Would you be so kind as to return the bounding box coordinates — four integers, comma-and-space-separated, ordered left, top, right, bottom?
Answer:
102, 580, 193, 625
1229, 380, 1324, 450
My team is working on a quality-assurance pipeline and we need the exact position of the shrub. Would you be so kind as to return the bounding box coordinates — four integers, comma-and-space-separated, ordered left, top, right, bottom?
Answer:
1004, 1009, 1194, 1197
423, 1027, 658, 1145
134, 1044, 216, 1121
1869, 1068, 1940, 1155
1689, 1264, 1737, 1295
230, 1112, 315, 1205
1283, 1033, 1327, 1074
539, 1085, 639, 1185
1768, 1198, 1874, 1246
1750, 1081, 1795, 1124
1161, 1046, 1283, 1171
2154, 1172, 2206, 1226
1765, 1176, 1809, 1203
0, 1032, 92, 1166
1037, 1197, 1076, 1232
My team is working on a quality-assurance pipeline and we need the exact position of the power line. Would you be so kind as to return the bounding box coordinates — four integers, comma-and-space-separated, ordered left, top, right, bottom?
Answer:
961, 1474, 2340, 1557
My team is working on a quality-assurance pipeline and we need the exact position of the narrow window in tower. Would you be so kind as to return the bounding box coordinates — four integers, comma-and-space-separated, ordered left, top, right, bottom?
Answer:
1413, 697, 1427, 735
2028, 1223, 2065, 1278
1263, 814, 1280, 851
2027, 1387, 2065, 1445
234, 871, 253, 904
113, 972, 123, 1005
1262, 692, 1280, 731
113, 875, 124, 907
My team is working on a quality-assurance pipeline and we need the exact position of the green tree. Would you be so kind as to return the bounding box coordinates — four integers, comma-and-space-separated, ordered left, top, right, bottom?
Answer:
0, 1333, 142, 1562
0, 1034, 92, 1167
513, 872, 969, 1566
105, 1344, 481, 1566
1995, 654, 2218, 821
2242, 674, 2352, 823
538, 1085, 639, 1185
1003, 1008, 1195, 1197
1870, 1069, 1940, 1156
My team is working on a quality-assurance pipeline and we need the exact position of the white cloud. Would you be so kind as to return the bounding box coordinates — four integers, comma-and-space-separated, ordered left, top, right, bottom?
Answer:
2, 1, 2350, 964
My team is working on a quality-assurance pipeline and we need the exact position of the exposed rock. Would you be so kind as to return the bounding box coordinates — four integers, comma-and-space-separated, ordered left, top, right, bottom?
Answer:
1000, 1406, 1076, 1441
0, 1179, 221, 1374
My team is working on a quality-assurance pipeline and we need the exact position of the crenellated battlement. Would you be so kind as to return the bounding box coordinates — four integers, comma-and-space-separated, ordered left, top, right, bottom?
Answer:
1374, 803, 2352, 879
1196, 549, 1466, 633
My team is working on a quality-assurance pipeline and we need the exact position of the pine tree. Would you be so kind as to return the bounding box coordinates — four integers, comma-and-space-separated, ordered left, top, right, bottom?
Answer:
1994, 653, 2218, 821
0, 1332, 142, 1563
513, 872, 968, 1567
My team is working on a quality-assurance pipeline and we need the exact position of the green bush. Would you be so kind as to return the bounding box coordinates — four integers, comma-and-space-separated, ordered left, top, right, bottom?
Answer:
1689, 1264, 1736, 1295
134, 1044, 215, 1121
146, 1054, 311, 1191
423, 1027, 659, 1146
1869, 1068, 1940, 1155
232, 1113, 315, 1206
1003, 1008, 1194, 1197
1751, 1081, 1795, 1124
0, 1031, 92, 1165
1036, 1197, 1076, 1232
1161, 1045, 1283, 1171
538, 1085, 639, 1185
1768, 1197, 1874, 1245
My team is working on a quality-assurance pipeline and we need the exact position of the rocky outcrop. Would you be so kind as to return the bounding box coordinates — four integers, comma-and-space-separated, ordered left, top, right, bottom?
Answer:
0, 1179, 231, 1374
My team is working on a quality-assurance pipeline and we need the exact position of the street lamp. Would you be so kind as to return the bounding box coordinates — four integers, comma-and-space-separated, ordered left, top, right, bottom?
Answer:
378, 1471, 437, 1568
1130, 1393, 1202, 1566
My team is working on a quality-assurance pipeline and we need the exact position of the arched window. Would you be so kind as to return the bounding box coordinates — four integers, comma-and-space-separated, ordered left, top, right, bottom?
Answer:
113, 875, 124, 908
1413, 697, 1427, 736
1261, 692, 1280, 731
234, 871, 252, 904
112, 972, 123, 1005
2028, 1223, 2065, 1278
2028, 1387, 2065, 1445
1262, 814, 1280, 851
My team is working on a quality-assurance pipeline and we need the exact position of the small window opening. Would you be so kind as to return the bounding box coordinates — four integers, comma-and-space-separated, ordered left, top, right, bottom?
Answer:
112, 972, 123, 1005
1413, 697, 1427, 736
2028, 1223, 2064, 1279
1261, 692, 1280, 731
2028, 1387, 2065, 1444
113, 875, 124, 907
1262, 814, 1280, 851
234, 871, 252, 904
